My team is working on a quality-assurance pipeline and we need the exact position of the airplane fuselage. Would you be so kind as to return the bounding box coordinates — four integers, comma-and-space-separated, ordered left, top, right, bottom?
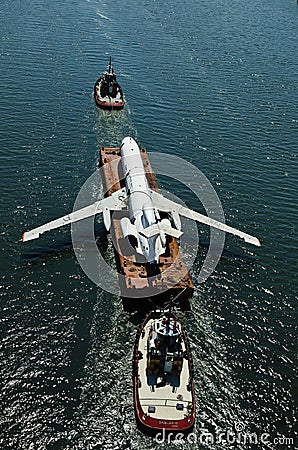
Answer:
120, 137, 163, 263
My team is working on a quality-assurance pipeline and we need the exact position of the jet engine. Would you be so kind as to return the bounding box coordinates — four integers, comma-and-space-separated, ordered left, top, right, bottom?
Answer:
120, 217, 141, 253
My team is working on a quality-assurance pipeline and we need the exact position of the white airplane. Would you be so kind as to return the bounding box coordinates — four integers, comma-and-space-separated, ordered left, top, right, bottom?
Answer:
22, 136, 261, 263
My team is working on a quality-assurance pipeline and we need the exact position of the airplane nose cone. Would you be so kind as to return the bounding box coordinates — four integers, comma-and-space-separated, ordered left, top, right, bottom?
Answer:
121, 136, 134, 146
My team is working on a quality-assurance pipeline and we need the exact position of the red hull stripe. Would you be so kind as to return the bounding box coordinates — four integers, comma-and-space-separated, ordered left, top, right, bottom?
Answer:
95, 97, 124, 110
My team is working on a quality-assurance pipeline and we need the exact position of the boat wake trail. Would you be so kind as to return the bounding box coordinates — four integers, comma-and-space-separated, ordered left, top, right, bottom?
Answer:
187, 290, 251, 450
93, 106, 137, 151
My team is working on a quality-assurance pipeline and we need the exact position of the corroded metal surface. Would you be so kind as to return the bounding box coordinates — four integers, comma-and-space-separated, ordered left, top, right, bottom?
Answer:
100, 147, 194, 303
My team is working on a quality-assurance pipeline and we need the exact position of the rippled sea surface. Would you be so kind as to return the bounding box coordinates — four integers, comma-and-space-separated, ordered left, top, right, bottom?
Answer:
1, 0, 297, 449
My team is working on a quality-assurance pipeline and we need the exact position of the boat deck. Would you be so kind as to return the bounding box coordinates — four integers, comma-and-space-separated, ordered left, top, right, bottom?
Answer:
95, 83, 123, 102
94, 80, 124, 109
137, 319, 193, 422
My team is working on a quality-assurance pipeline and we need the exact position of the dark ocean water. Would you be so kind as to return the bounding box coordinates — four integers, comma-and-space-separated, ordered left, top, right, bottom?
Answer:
0, 0, 297, 449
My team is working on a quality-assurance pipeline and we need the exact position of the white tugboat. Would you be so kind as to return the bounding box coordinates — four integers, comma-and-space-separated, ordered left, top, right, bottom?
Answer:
94, 57, 124, 110
133, 307, 195, 433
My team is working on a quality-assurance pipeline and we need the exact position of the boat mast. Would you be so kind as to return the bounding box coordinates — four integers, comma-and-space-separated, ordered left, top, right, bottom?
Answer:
165, 288, 187, 334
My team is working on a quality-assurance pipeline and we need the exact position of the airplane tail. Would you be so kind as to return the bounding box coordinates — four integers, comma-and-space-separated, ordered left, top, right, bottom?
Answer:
139, 219, 183, 240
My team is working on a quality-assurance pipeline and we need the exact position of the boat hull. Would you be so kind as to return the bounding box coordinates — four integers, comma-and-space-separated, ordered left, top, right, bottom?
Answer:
94, 78, 125, 110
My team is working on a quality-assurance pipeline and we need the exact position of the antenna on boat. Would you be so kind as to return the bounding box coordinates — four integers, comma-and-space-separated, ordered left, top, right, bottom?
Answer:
108, 56, 112, 73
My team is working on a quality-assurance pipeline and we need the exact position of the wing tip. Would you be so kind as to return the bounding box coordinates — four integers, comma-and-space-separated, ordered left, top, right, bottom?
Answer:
250, 237, 261, 247
22, 231, 40, 242
244, 235, 261, 247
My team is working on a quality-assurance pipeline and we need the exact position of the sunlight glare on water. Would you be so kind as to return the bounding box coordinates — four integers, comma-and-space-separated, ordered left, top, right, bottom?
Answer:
0, 0, 297, 448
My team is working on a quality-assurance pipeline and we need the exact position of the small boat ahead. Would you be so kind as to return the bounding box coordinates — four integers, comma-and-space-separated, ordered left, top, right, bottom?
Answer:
94, 57, 124, 110
133, 308, 195, 434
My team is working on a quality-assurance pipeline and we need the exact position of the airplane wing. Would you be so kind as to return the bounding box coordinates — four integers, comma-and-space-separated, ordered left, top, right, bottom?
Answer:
149, 190, 261, 247
22, 188, 127, 242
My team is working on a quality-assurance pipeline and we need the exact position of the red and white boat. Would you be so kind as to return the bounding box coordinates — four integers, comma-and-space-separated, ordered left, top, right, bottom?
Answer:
133, 308, 196, 434
94, 57, 124, 110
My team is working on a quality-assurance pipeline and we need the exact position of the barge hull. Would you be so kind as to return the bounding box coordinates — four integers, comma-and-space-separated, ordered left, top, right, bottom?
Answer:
99, 146, 194, 305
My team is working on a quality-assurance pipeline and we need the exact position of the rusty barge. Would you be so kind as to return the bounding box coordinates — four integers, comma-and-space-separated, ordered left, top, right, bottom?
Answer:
99, 145, 194, 308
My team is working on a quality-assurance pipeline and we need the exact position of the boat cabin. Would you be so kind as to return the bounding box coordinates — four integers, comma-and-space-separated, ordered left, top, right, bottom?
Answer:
147, 317, 184, 384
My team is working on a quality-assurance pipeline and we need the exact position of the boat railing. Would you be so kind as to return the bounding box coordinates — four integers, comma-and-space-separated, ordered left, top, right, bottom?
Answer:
140, 397, 192, 408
